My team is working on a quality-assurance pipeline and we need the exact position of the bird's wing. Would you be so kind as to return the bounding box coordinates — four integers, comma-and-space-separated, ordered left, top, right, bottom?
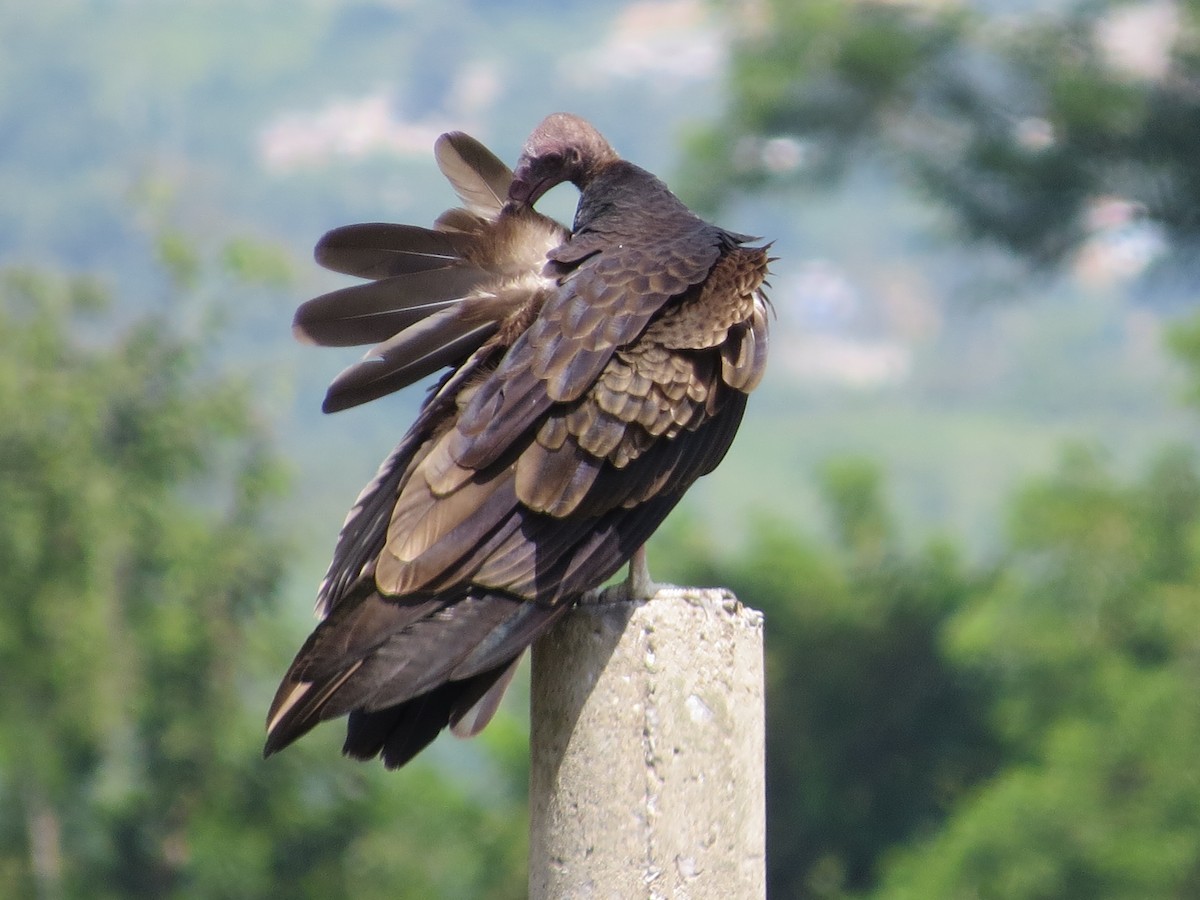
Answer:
310, 233, 767, 619
372, 240, 770, 601
267, 239, 770, 765
312, 222, 473, 280
295, 210, 566, 413
428, 226, 726, 477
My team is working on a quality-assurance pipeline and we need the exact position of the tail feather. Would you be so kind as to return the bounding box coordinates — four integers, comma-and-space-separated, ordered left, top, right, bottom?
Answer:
263, 589, 445, 755
264, 590, 565, 764
349, 594, 525, 708
344, 660, 513, 768
449, 598, 569, 680
263, 661, 364, 756
449, 656, 520, 738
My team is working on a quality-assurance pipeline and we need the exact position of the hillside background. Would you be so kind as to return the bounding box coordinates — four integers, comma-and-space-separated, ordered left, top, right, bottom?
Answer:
4, 1, 1200, 898
7, 0, 1194, 558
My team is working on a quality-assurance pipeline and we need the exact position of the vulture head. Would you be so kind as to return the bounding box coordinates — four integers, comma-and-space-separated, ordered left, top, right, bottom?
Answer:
508, 112, 619, 207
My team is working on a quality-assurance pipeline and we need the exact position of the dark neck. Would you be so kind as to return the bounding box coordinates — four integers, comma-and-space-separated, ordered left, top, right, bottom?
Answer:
573, 160, 693, 232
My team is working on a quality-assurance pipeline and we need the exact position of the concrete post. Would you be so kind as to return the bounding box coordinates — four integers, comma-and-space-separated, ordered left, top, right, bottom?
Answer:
529, 587, 766, 900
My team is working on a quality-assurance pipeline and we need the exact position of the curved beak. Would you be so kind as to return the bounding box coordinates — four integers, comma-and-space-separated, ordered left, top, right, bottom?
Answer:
508, 163, 551, 208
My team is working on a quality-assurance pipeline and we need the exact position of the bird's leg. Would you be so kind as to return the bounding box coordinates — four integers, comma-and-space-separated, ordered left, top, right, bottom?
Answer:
626, 544, 660, 601
581, 545, 664, 606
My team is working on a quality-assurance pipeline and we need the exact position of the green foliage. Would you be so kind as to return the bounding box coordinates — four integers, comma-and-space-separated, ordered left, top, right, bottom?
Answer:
0, 265, 529, 899
659, 444, 1200, 899
696, 0, 1200, 266
1167, 311, 1200, 407
0, 266, 285, 897
657, 460, 1002, 900
686, 27, 1200, 892
221, 238, 294, 288
869, 446, 1200, 898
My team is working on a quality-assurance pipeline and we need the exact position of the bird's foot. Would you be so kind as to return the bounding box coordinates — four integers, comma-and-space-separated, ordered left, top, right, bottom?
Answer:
580, 545, 673, 606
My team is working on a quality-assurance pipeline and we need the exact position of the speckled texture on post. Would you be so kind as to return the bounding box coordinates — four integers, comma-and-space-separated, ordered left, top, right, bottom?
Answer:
529, 587, 766, 900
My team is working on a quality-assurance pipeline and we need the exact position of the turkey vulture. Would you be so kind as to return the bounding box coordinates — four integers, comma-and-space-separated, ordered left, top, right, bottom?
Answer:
265, 113, 771, 768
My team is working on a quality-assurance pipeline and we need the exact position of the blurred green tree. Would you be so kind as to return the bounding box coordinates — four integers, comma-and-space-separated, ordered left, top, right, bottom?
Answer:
658, 448, 1200, 899
678, 3, 1200, 896
689, 0, 1200, 268
0, 264, 284, 897
0, 263, 527, 899
870, 446, 1200, 899
655, 459, 1003, 899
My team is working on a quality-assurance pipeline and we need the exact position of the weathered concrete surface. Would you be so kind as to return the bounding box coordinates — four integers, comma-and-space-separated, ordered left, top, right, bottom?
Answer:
529, 587, 766, 900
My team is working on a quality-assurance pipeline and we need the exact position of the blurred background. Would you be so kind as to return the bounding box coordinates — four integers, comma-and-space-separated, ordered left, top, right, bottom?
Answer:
3, 0, 1200, 897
